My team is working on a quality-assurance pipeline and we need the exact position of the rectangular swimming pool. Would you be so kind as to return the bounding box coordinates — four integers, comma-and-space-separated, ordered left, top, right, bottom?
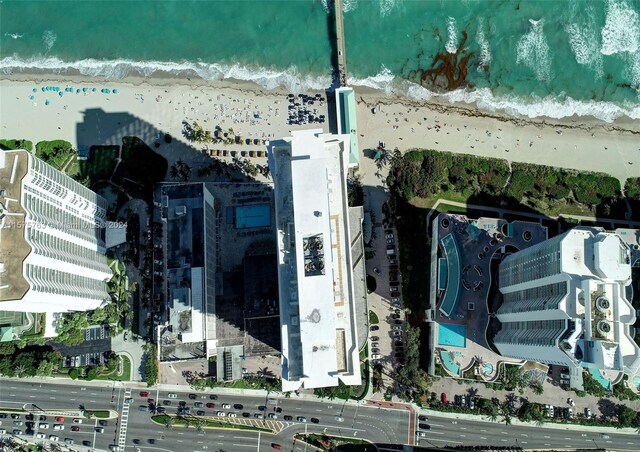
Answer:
235, 204, 271, 229
438, 323, 467, 348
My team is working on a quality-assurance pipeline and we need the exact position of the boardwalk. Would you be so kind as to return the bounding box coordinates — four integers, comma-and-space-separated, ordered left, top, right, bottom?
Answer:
334, 0, 348, 86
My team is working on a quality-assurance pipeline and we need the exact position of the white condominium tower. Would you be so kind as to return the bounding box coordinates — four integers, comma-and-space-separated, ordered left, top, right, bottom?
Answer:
495, 227, 640, 385
270, 129, 361, 392
0, 150, 111, 335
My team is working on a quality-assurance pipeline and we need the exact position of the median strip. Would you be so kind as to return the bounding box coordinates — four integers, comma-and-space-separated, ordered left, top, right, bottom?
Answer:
151, 415, 271, 433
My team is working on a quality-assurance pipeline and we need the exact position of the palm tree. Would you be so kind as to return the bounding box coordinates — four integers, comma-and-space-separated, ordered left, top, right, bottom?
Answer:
500, 402, 512, 425
486, 402, 499, 422
164, 416, 175, 430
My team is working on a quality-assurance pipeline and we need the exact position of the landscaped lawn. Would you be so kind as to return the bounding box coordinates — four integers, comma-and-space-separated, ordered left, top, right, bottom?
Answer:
368, 310, 379, 325
151, 415, 271, 432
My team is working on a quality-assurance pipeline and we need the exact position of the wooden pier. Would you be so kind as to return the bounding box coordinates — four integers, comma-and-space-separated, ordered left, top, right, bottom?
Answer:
334, 0, 348, 86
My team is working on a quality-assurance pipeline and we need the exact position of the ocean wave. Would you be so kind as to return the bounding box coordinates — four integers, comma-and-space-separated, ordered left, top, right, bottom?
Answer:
601, 0, 639, 55
42, 30, 56, 52
5, 32, 24, 40
516, 19, 551, 82
446, 17, 459, 54
347, 69, 639, 123
0, 55, 332, 92
475, 18, 492, 71
379, 0, 397, 18
565, 6, 604, 79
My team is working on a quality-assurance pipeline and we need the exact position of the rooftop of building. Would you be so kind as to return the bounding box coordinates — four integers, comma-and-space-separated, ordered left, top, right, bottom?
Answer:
0, 150, 32, 302
272, 129, 360, 390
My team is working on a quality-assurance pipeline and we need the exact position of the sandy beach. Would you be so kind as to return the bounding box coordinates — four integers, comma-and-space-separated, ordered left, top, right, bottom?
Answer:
1, 73, 639, 183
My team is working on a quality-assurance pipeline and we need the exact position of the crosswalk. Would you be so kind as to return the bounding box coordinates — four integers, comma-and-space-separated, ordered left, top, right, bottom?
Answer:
209, 416, 291, 434
117, 388, 131, 449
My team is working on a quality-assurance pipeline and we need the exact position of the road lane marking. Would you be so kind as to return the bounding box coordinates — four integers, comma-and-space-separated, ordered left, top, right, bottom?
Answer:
480, 437, 487, 440
427, 438, 463, 444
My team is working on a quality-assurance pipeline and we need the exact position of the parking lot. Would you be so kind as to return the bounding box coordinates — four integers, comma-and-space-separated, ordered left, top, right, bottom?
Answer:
366, 217, 407, 391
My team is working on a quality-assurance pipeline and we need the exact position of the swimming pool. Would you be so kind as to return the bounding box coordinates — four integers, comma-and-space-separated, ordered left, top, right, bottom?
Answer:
589, 368, 612, 391
438, 323, 467, 348
483, 362, 494, 375
235, 204, 271, 228
440, 350, 461, 375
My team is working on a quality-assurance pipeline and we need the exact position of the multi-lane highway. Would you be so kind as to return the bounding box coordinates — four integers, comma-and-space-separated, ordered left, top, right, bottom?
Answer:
1, 380, 639, 451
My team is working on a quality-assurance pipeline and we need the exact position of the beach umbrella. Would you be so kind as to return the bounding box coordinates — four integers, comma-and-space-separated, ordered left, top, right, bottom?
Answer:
29, 95, 34, 100
45, 100, 50, 106
59, 92, 64, 97
32, 88, 37, 93
113, 89, 119, 94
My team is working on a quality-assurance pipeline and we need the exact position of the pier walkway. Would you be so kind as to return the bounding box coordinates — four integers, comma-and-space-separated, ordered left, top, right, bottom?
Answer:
334, 0, 348, 86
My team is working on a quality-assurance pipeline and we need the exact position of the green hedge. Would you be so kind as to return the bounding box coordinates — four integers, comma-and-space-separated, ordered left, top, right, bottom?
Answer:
35, 140, 74, 170
0, 139, 33, 151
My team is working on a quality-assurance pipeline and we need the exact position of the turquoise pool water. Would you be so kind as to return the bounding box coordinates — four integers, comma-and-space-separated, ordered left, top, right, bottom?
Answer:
633, 376, 640, 388
483, 363, 494, 374
235, 204, 271, 229
441, 351, 461, 376
588, 368, 612, 391
438, 323, 467, 348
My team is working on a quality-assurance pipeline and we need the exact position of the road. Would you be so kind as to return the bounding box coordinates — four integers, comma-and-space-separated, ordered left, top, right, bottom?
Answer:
1, 380, 639, 451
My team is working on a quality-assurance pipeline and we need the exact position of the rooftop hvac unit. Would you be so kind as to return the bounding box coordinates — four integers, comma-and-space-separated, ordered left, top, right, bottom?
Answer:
595, 296, 610, 313
597, 320, 611, 335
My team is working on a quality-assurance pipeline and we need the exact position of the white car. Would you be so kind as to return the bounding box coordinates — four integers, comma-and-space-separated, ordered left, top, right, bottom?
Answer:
53, 424, 64, 431
36, 433, 46, 439
416, 431, 427, 438
335, 417, 344, 422
38, 423, 49, 429
221, 403, 230, 409
216, 411, 226, 417
0, 429, 6, 435
49, 435, 59, 441
228, 413, 237, 418
393, 331, 402, 337
72, 418, 82, 424
392, 325, 402, 331
167, 393, 178, 398
371, 354, 381, 360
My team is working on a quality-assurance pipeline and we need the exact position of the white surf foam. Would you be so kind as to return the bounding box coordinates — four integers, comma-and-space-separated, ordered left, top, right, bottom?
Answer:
475, 18, 492, 71
42, 30, 56, 52
0, 55, 332, 92
348, 69, 640, 123
5, 33, 24, 40
601, 0, 640, 55
565, 6, 604, 78
516, 19, 551, 82
379, 0, 397, 18
446, 17, 459, 54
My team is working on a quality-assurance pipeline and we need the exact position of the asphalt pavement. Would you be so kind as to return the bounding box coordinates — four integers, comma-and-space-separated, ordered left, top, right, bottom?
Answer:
1, 379, 639, 451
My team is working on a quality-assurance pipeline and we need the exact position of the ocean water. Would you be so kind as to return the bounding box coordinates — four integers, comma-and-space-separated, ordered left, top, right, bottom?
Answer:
1, 0, 639, 122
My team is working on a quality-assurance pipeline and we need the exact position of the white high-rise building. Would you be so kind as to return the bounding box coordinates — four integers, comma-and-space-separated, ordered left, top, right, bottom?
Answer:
270, 129, 362, 392
495, 227, 640, 386
0, 150, 112, 336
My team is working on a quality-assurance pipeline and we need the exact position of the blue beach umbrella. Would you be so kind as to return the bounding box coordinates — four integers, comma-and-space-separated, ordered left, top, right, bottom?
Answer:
32, 88, 37, 93
76, 89, 81, 93
113, 89, 119, 94
45, 99, 50, 106
82, 87, 88, 93
92, 88, 97, 92
29, 95, 35, 100
59, 91, 64, 97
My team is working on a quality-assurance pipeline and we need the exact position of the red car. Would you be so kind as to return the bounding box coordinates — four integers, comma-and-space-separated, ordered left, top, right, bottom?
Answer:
55, 417, 64, 422
441, 392, 448, 404
139, 391, 149, 397
147, 398, 155, 404
206, 403, 216, 409
271, 444, 282, 450
71, 426, 80, 432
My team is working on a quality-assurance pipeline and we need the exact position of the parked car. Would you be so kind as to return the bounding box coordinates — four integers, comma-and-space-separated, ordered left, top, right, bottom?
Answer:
391, 297, 400, 303
167, 393, 177, 399
71, 426, 80, 432
418, 415, 428, 421
371, 354, 381, 360
371, 342, 379, 348
416, 431, 426, 438
370, 336, 379, 341
418, 423, 431, 430
228, 413, 237, 418
221, 403, 231, 409
297, 416, 307, 423
139, 391, 149, 397
267, 413, 278, 419
392, 325, 402, 331
216, 411, 226, 417
53, 424, 64, 431
242, 412, 251, 418
196, 410, 205, 416
385, 234, 394, 239
39, 423, 49, 429
567, 398, 575, 407
49, 435, 59, 441
371, 348, 380, 354
233, 404, 243, 410
36, 433, 46, 439
370, 325, 379, 331
441, 393, 448, 403
72, 418, 82, 424
188, 394, 197, 400
95, 427, 105, 433
394, 341, 404, 347
392, 331, 402, 337
585, 408, 592, 418
206, 403, 216, 408
209, 395, 218, 400
469, 396, 475, 410
335, 417, 344, 422
283, 415, 293, 421
392, 314, 401, 319
54, 417, 64, 423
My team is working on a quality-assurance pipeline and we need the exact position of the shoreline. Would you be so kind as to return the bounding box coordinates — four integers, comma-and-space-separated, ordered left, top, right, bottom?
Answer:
1, 72, 639, 183
3, 70, 640, 132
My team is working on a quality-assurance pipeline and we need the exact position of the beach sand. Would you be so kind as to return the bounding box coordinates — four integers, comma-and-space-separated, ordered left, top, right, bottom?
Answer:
1, 74, 639, 183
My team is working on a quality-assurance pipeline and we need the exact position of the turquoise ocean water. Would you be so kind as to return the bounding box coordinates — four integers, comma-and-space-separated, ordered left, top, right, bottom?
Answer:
1, 0, 639, 122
